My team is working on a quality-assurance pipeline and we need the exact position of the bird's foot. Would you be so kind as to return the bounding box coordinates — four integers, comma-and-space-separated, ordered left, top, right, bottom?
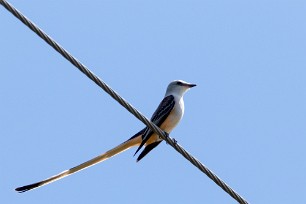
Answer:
163, 132, 177, 145
163, 131, 170, 144
160, 131, 169, 139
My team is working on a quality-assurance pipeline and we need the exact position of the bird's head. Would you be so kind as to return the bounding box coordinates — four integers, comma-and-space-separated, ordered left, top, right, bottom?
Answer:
165, 80, 196, 96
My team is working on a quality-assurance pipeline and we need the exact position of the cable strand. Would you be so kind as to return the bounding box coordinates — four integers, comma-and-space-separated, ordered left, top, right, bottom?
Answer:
0, 1, 248, 203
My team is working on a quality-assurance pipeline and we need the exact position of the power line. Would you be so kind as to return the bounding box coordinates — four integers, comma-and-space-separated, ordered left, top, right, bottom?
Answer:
0, 1, 248, 203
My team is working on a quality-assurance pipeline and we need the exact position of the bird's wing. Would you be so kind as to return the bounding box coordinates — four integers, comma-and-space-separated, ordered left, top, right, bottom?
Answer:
134, 95, 175, 156
15, 131, 143, 193
136, 141, 162, 162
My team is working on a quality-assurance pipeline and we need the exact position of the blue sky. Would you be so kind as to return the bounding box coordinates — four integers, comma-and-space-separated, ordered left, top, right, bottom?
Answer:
1, 1, 306, 203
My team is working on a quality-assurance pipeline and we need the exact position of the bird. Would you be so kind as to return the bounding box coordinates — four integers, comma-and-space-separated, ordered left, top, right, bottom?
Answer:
15, 80, 196, 193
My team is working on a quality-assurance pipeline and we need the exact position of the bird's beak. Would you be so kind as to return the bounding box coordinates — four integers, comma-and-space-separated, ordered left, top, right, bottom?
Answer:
187, 83, 196, 88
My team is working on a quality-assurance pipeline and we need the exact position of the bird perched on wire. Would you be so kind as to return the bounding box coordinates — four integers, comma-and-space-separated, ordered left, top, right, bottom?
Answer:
15, 79, 196, 193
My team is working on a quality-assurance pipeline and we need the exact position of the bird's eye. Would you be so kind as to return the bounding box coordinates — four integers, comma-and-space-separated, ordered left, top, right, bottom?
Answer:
176, 81, 183, 85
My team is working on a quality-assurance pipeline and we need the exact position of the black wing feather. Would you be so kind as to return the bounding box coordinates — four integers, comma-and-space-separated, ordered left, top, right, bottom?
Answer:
134, 95, 175, 157
136, 141, 162, 162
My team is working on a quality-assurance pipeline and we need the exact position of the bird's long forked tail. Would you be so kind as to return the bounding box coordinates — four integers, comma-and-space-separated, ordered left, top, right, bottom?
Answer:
15, 134, 142, 193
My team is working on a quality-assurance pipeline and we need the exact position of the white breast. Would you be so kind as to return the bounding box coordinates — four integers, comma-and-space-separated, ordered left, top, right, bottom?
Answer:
161, 96, 184, 133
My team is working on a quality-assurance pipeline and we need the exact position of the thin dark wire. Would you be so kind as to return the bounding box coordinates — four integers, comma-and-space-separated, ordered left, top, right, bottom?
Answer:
0, 1, 248, 203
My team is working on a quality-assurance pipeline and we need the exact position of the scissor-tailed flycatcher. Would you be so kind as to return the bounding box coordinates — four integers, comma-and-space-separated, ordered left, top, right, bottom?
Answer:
15, 80, 196, 193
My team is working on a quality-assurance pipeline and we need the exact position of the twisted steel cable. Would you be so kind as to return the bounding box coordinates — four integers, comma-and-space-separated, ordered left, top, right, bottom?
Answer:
1, 1, 248, 203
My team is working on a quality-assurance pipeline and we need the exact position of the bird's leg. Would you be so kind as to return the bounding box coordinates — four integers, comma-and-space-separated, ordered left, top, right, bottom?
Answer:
161, 131, 169, 143
162, 131, 177, 145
